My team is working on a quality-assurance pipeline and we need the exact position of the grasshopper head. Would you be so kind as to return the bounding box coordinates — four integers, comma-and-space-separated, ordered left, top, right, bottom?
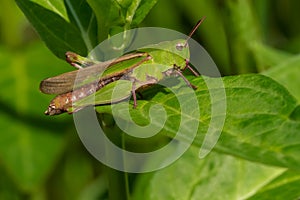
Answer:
139, 38, 190, 70
174, 39, 190, 60
140, 17, 206, 71
171, 17, 207, 69
44, 96, 67, 115
167, 39, 190, 70
45, 103, 63, 116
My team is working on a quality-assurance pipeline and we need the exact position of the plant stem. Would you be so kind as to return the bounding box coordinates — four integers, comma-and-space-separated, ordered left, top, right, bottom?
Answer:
122, 132, 131, 200
106, 166, 128, 200
99, 114, 130, 200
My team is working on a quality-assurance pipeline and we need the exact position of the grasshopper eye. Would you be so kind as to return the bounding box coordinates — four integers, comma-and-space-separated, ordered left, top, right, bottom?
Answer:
176, 43, 185, 51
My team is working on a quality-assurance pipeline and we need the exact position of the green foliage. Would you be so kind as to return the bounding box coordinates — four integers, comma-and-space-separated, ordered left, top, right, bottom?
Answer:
0, 0, 298, 199
97, 74, 300, 170
16, 0, 157, 58
16, 0, 90, 59
132, 148, 290, 200
264, 54, 300, 102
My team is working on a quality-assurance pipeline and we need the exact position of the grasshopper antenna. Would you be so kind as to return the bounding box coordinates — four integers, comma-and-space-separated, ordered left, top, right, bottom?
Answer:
184, 16, 206, 47
177, 16, 206, 77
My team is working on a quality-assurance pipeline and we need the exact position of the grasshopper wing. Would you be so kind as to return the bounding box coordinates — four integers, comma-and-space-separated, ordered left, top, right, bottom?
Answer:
40, 61, 112, 95
40, 53, 147, 95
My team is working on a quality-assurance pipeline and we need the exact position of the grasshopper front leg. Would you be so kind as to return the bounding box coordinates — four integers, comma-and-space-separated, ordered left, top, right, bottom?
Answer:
130, 77, 156, 108
171, 64, 197, 89
184, 59, 199, 77
131, 82, 138, 108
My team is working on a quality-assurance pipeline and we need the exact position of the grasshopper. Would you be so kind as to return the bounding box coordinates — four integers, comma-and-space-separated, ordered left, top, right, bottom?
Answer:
40, 17, 206, 115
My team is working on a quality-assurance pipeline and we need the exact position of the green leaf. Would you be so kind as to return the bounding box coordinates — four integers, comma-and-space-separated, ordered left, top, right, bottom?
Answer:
0, 115, 65, 192
0, 165, 23, 199
48, 141, 96, 200
248, 170, 300, 200
64, 0, 98, 52
0, 43, 70, 115
205, 75, 300, 170
16, 0, 89, 58
131, 0, 158, 26
96, 74, 300, 170
225, 0, 262, 73
263, 54, 300, 102
0, 1, 26, 47
0, 43, 68, 192
78, 175, 108, 200
250, 42, 293, 71
132, 147, 286, 200
87, 0, 157, 42
17, 0, 156, 59
30, 0, 68, 20
87, 0, 127, 42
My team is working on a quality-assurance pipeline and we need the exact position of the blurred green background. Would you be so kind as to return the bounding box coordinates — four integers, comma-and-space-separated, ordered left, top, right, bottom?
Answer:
0, 0, 300, 199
